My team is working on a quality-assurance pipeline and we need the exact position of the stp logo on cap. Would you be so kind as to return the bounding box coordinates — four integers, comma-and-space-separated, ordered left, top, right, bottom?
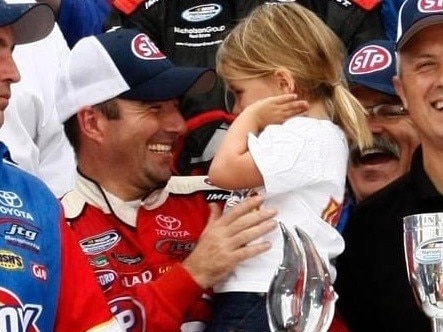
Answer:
418, 0, 443, 12
131, 33, 166, 60
348, 45, 391, 75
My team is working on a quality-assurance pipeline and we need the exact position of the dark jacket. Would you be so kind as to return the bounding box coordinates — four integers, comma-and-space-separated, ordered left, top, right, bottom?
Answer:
335, 147, 441, 332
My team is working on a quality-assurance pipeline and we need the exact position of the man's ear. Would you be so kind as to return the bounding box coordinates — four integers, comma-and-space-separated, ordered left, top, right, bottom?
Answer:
273, 68, 296, 93
393, 75, 408, 110
77, 106, 105, 143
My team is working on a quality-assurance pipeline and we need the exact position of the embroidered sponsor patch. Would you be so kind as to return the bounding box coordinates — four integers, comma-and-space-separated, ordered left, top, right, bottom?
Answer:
2, 220, 41, 252
181, 4, 222, 22
90, 255, 109, 267
79, 230, 121, 255
112, 252, 144, 265
131, 33, 166, 60
348, 44, 392, 74
0, 249, 23, 270
0, 287, 42, 330
110, 296, 146, 331
31, 263, 48, 281
95, 269, 118, 292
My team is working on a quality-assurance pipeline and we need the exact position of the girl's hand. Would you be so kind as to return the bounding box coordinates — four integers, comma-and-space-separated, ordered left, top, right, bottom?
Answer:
243, 94, 309, 131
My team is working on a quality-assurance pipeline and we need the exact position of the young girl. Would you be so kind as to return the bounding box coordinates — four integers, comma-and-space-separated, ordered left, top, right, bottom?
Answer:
206, 3, 372, 332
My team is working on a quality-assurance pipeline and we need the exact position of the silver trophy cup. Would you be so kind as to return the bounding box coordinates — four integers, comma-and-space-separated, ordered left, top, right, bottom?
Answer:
404, 213, 443, 331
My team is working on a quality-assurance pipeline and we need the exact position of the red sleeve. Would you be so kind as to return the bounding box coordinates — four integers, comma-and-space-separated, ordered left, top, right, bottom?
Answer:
135, 263, 206, 331
55, 220, 120, 331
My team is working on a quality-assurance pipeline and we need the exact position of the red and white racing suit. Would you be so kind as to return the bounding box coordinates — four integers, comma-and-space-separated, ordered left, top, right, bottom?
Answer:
62, 172, 229, 331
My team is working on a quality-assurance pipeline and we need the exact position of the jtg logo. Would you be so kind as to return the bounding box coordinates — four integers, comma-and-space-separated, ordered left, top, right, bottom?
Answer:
348, 45, 391, 75
5, 224, 38, 241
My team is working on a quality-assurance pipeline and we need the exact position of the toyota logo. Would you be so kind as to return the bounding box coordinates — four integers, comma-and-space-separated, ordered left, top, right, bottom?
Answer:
0, 191, 23, 208
156, 215, 181, 230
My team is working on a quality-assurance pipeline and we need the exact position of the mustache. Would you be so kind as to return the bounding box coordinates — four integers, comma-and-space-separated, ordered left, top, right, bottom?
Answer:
349, 134, 400, 165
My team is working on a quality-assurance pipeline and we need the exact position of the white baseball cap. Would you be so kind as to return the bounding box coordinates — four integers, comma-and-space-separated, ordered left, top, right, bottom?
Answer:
56, 28, 216, 122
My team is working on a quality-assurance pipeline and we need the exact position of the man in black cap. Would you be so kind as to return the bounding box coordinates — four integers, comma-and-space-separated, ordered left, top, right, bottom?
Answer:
0, 1, 123, 330
334, 1, 443, 330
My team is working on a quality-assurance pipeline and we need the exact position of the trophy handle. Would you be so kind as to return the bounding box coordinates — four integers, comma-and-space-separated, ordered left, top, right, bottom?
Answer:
295, 226, 337, 332
267, 222, 307, 331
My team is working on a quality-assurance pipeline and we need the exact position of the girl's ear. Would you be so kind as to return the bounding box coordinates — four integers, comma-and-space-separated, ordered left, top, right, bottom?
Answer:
274, 68, 296, 93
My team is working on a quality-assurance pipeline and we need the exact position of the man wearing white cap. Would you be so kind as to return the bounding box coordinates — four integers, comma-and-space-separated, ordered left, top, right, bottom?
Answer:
0, 1, 123, 331
335, 1, 443, 331
56, 27, 277, 331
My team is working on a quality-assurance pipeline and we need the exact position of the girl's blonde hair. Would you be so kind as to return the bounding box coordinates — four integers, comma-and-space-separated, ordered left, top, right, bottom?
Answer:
216, 3, 372, 149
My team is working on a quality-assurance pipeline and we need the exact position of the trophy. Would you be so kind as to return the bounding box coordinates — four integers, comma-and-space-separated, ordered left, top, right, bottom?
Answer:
404, 213, 443, 331
267, 223, 336, 332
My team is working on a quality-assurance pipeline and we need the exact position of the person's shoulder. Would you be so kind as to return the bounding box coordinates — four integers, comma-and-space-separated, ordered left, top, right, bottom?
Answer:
284, 117, 346, 141
3, 160, 53, 192
166, 175, 230, 204
284, 116, 332, 129
61, 189, 87, 219
1, 161, 61, 222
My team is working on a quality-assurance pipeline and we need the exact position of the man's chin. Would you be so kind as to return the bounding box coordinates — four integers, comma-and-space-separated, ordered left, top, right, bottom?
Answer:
356, 181, 393, 202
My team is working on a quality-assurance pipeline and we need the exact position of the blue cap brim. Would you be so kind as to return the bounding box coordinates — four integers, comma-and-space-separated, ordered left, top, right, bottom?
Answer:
397, 16, 443, 50
0, 2, 54, 44
348, 79, 397, 96
120, 67, 216, 101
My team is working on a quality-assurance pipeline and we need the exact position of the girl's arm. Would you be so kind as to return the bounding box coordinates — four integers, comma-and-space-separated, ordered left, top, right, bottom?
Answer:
209, 94, 308, 189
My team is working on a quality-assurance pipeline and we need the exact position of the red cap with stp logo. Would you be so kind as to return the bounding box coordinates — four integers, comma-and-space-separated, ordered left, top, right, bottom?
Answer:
397, 0, 443, 50
346, 39, 397, 96
55, 28, 216, 123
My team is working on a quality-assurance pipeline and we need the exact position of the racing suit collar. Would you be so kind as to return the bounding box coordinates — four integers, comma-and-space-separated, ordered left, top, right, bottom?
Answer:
71, 171, 169, 227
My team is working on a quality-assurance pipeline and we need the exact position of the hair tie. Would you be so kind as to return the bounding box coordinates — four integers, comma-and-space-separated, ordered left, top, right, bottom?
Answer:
332, 81, 341, 88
